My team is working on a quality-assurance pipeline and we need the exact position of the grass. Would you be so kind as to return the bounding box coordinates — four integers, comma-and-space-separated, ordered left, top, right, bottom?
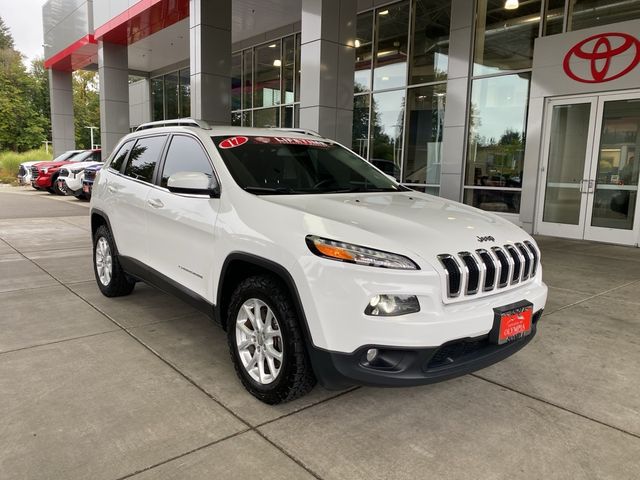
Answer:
0, 148, 52, 184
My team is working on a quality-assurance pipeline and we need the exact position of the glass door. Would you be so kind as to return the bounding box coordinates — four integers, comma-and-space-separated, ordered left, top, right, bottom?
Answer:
584, 95, 640, 245
537, 97, 598, 239
537, 92, 640, 245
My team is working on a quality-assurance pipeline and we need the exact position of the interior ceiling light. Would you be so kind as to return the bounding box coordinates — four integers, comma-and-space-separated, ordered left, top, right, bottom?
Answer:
268, 43, 277, 48
504, 0, 519, 9
354, 39, 361, 48
379, 9, 389, 15
273, 59, 282, 67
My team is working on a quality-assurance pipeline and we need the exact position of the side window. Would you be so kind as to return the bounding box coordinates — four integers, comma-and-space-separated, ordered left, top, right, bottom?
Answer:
161, 135, 214, 188
109, 140, 134, 172
93, 150, 102, 162
123, 136, 167, 183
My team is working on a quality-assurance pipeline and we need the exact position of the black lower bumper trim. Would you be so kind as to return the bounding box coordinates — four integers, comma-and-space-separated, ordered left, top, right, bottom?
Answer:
309, 309, 542, 390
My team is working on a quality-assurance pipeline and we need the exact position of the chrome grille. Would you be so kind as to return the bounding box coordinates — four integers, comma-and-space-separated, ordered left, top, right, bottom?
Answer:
31, 166, 39, 179
438, 242, 540, 299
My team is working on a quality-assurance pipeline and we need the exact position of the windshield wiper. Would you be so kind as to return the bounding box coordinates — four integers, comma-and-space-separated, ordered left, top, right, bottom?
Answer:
243, 186, 299, 195
323, 186, 401, 193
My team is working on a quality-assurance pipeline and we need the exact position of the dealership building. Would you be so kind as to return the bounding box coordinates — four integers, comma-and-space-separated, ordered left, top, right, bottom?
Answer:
42, 0, 640, 245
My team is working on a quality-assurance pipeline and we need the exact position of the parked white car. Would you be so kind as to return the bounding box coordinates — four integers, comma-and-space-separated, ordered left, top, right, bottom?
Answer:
17, 150, 84, 185
57, 160, 103, 199
90, 120, 547, 404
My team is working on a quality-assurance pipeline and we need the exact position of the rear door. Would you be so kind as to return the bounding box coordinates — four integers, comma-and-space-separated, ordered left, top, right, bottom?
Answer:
145, 134, 220, 301
104, 135, 168, 265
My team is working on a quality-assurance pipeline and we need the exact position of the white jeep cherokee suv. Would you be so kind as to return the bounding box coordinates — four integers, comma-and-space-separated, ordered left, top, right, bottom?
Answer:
90, 119, 547, 404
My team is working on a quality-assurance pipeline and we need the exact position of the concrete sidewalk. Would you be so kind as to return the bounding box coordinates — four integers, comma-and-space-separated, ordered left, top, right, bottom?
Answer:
1, 187, 639, 480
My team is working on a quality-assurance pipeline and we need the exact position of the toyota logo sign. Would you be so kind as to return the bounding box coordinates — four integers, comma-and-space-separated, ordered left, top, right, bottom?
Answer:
563, 32, 640, 83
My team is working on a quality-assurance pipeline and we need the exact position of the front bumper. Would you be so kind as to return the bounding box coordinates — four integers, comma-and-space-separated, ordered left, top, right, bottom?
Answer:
33, 174, 53, 188
309, 309, 542, 389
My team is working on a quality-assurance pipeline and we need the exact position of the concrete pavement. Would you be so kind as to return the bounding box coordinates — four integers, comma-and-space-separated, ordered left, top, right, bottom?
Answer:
1, 186, 639, 479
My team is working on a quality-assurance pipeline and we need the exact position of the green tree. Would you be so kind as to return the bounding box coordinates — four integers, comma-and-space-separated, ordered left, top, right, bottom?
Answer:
30, 58, 51, 141
0, 21, 48, 152
0, 17, 13, 50
73, 70, 100, 149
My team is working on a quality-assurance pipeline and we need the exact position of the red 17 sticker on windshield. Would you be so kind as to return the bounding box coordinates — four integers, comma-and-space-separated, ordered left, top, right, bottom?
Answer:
219, 136, 249, 149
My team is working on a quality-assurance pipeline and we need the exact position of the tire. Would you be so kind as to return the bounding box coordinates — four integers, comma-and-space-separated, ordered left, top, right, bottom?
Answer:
93, 225, 135, 297
51, 175, 64, 195
227, 275, 316, 404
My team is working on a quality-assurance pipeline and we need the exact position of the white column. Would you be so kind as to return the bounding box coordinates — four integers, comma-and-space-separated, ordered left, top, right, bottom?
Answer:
49, 69, 75, 157
439, 0, 475, 202
98, 41, 130, 157
189, 0, 232, 125
299, 0, 357, 146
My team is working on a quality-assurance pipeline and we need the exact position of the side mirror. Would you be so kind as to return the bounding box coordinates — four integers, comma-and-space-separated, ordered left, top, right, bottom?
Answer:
167, 171, 220, 197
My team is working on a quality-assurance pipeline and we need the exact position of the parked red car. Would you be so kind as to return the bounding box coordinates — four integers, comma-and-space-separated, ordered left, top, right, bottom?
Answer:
32, 149, 102, 194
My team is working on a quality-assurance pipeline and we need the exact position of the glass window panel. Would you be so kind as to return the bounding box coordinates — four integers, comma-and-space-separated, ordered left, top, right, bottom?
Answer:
109, 140, 135, 172
352, 94, 370, 159
591, 99, 640, 230
283, 36, 295, 104
295, 34, 301, 102
355, 11, 374, 92
294, 104, 300, 127
474, 0, 542, 75
283, 105, 295, 128
403, 84, 446, 185
465, 73, 530, 213
164, 72, 179, 119
231, 111, 242, 126
373, 2, 410, 90
253, 107, 280, 128
371, 90, 405, 171
545, 0, 565, 35
243, 49, 253, 109
242, 111, 251, 127
232, 53, 242, 111
254, 41, 282, 108
543, 103, 591, 225
464, 189, 521, 213
410, 0, 451, 85
161, 135, 214, 188
570, 0, 640, 31
124, 136, 166, 183
151, 77, 164, 121
179, 68, 190, 118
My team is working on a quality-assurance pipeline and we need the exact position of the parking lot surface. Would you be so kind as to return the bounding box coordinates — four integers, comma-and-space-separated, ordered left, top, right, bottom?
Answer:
1, 185, 639, 480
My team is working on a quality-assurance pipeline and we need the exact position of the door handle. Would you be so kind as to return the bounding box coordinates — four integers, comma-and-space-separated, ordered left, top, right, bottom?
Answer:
107, 185, 117, 194
147, 198, 164, 209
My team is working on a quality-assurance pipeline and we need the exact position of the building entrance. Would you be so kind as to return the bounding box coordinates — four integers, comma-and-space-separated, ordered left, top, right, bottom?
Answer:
537, 91, 640, 246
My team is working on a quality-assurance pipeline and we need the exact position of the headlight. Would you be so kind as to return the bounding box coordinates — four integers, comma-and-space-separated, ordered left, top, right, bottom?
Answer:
306, 235, 419, 270
41, 167, 49, 174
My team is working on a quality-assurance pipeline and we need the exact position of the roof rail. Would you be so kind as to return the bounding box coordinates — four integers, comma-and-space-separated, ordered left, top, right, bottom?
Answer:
270, 127, 323, 138
135, 118, 211, 131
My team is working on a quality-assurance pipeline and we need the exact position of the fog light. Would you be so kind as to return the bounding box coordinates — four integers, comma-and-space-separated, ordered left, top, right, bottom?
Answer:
364, 295, 420, 316
366, 348, 378, 363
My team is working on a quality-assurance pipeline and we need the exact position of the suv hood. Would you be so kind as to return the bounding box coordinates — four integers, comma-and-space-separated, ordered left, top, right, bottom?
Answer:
263, 192, 531, 265
34, 160, 69, 169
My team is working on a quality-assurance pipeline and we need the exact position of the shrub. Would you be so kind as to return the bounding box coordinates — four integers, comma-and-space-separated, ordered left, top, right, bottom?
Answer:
0, 148, 52, 182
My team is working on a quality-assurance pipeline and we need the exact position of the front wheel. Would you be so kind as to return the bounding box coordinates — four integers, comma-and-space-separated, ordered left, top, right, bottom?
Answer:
227, 275, 316, 404
93, 225, 135, 297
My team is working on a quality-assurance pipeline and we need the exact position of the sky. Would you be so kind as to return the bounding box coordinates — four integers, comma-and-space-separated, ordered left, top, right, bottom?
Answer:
1, 0, 46, 67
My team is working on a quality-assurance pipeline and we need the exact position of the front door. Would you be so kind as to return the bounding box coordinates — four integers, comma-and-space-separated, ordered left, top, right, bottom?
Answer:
537, 92, 640, 245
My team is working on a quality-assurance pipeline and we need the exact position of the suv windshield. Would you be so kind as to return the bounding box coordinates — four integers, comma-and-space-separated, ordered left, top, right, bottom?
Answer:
212, 135, 403, 195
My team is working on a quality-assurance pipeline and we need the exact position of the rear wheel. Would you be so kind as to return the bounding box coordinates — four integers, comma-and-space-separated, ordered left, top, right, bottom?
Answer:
93, 225, 135, 297
227, 275, 316, 404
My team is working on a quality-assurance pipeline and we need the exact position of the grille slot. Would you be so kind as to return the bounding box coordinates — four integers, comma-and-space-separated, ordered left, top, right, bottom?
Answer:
476, 249, 496, 291
505, 245, 522, 283
438, 241, 539, 299
31, 166, 39, 179
459, 252, 480, 295
437, 254, 462, 298
524, 241, 539, 277
516, 243, 532, 280
492, 247, 510, 288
